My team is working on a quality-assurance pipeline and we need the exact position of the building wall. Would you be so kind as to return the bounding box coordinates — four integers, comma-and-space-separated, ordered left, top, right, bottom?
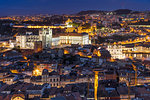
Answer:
59, 36, 82, 44
52, 37, 60, 46
52, 34, 90, 46
42, 75, 60, 88
39, 28, 52, 48
16, 28, 90, 49
3, 77, 15, 85
16, 35, 40, 49
107, 45, 125, 59
16, 36, 26, 49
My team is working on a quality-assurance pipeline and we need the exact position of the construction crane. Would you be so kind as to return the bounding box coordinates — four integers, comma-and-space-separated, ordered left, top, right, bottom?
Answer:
128, 80, 131, 100
132, 64, 137, 86
126, 64, 137, 100
94, 70, 99, 100
94, 69, 103, 100
87, 75, 90, 98
87, 74, 96, 99
127, 73, 131, 100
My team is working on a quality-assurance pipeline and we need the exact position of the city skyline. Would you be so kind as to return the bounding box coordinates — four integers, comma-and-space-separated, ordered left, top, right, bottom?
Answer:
0, 1, 150, 99
0, 0, 150, 16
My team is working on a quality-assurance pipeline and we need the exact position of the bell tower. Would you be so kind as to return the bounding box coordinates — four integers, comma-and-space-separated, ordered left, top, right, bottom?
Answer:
39, 28, 52, 49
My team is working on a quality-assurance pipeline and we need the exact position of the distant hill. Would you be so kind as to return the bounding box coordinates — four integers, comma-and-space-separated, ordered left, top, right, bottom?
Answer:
114, 9, 132, 15
77, 10, 104, 15
131, 11, 142, 14
77, 9, 144, 15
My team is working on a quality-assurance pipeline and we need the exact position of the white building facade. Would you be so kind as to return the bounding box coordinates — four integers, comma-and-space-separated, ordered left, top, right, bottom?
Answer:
39, 28, 52, 48
16, 28, 90, 49
52, 33, 90, 46
107, 45, 126, 59
16, 35, 40, 49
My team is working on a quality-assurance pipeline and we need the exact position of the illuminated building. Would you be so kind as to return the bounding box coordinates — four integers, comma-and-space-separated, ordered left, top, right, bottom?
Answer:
39, 28, 52, 48
3, 75, 17, 85
52, 33, 90, 46
11, 94, 25, 100
77, 25, 97, 36
42, 69, 60, 87
16, 28, 90, 49
32, 69, 41, 76
12, 19, 73, 29
16, 33, 41, 49
33, 63, 57, 76
16, 28, 52, 49
107, 45, 126, 59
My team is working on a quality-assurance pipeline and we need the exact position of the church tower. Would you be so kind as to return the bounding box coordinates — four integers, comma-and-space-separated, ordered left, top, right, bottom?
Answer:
39, 28, 52, 49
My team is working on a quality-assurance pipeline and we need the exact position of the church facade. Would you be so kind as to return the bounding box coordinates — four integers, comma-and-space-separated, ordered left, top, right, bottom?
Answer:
16, 28, 90, 49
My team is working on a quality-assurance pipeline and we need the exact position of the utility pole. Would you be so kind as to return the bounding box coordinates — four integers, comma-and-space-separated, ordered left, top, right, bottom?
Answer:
87, 75, 90, 98
132, 64, 137, 86
127, 73, 131, 100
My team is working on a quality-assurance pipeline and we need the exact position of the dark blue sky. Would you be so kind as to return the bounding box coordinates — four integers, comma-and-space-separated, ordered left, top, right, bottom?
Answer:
0, 0, 150, 16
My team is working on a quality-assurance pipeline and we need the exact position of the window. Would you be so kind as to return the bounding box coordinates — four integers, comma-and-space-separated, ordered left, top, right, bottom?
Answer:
50, 79, 52, 82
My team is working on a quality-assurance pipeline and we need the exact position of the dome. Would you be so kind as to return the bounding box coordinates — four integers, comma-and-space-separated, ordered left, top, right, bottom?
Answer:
42, 69, 49, 75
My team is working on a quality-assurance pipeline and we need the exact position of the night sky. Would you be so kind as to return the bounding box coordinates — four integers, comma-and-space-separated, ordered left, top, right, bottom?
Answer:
0, 0, 150, 16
